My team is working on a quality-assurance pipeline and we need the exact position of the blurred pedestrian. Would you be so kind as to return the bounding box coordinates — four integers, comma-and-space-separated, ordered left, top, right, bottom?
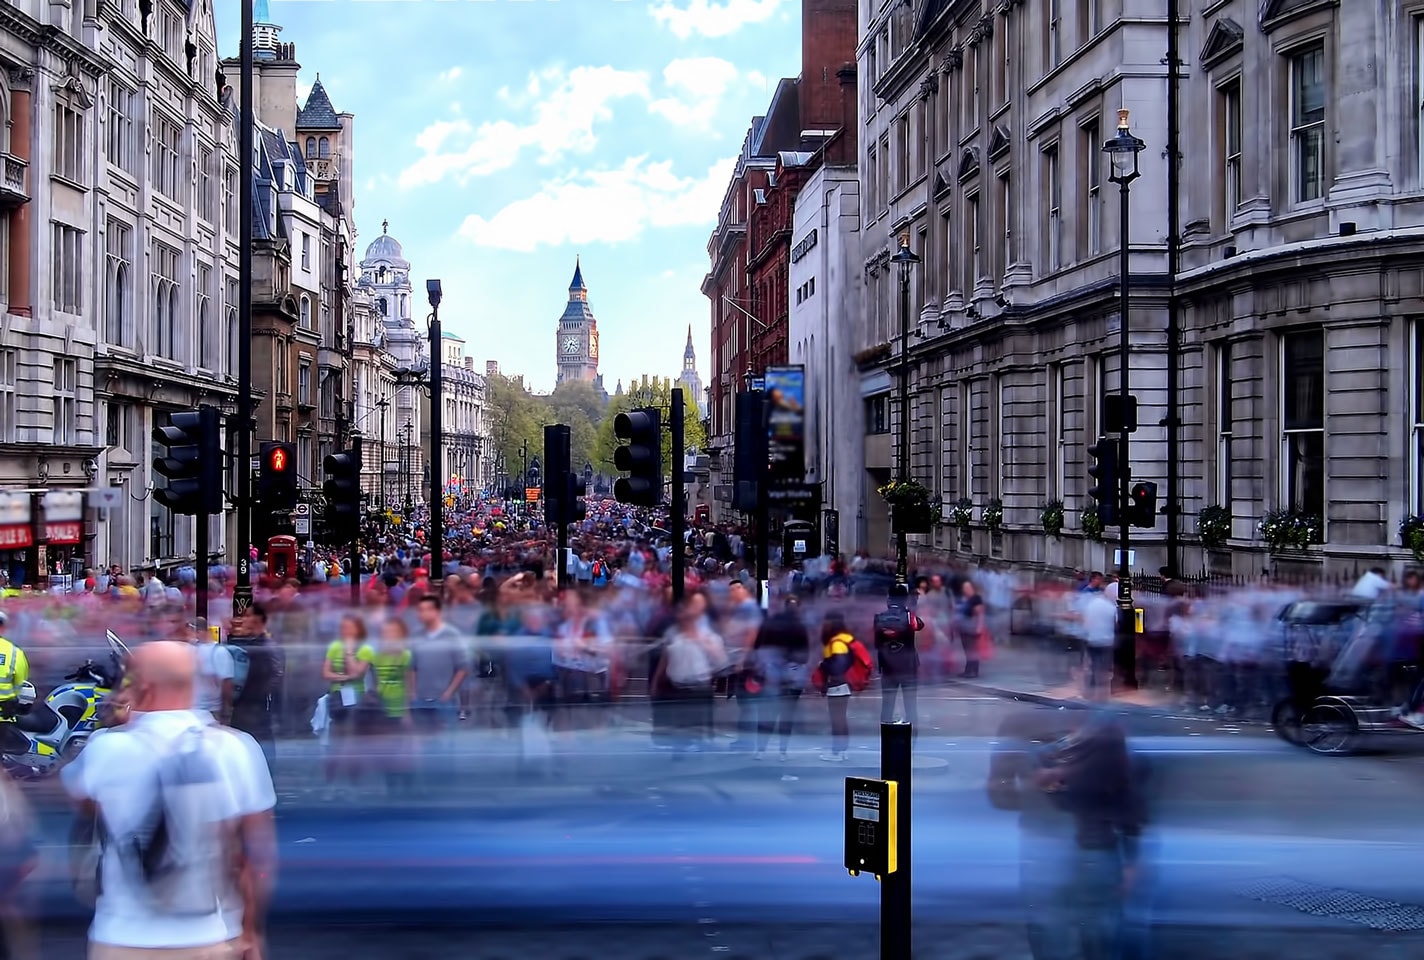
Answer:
953, 579, 987, 680
873, 585, 923, 726
0, 766, 36, 960
320, 614, 373, 791
749, 595, 810, 760
653, 592, 726, 755
817, 612, 855, 762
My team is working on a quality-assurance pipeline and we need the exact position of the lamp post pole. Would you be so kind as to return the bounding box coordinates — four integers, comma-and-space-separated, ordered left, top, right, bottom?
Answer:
1104, 108, 1145, 691
377, 395, 389, 511
403, 419, 413, 521
426, 280, 444, 587
233, 0, 255, 618
891, 233, 921, 587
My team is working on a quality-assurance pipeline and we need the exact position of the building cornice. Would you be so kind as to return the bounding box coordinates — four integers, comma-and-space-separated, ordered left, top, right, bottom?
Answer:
0, 10, 111, 78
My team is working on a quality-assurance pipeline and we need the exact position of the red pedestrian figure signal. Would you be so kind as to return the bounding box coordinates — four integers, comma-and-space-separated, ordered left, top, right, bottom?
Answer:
269, 447, 288, 472
259, 441, 298, 510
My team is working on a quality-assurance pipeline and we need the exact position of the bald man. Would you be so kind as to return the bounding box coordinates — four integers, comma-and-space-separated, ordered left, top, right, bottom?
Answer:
64, 641, 275, 960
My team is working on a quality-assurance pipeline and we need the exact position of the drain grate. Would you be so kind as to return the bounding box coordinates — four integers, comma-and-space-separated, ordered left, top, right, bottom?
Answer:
1237, 877, 1424, 932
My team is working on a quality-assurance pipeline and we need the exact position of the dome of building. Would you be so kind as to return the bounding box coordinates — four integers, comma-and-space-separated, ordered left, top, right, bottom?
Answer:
363, 219, 409, 266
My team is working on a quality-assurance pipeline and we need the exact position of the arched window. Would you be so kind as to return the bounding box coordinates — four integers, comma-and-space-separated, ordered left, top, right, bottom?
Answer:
299, 294, 311, 329
318, 136, 330, 158
377, 296, 387, 316
399, 293, 407, 316
305, 137, 316, 158
226, 305, 238, 378
107, 262, 127, 347
167, 286, 179, 362
197, 300, 210, 369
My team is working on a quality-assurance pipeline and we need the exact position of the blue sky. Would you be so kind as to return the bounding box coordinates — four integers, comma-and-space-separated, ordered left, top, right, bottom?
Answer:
212, 0, 802, 393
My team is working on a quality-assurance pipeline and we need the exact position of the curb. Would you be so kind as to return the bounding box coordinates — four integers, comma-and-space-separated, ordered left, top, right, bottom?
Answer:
944, 678, 1264, 726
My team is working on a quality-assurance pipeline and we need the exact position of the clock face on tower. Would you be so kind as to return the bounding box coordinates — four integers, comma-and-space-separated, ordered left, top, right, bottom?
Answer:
563, 336, 580, 355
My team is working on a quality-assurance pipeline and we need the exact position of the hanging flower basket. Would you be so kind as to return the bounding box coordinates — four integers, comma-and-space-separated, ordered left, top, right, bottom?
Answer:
1198, 504, 1231, 551
1259, 508, 1321, 552
879, 479, 940, 534
983, 498, 1004, 530
1081, 506, 1104, 542
947, 497, 974, 528
1040, 500, 1065, 539
1400, 515, 1424, 563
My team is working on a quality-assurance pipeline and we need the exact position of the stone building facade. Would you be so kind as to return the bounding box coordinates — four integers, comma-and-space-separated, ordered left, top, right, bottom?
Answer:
431, 331, 488, 494
849, 0, 1424, 576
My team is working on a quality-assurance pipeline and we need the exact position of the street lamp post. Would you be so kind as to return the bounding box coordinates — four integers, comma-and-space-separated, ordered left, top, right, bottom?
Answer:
1103, 107, 1146, 691
426, 279, 444, 586
376, 395, 390, 511
402, 418, 414, 521
891, 233, 921, 586
233, 0, 255, 618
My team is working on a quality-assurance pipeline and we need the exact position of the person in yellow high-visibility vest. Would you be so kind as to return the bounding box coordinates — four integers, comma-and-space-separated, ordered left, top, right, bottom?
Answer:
0, 611, 29, 714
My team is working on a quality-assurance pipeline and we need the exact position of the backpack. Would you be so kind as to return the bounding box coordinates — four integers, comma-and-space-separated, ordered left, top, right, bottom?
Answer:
845, 640, 875, 693
123, 725, 230, 916
591, 561, 609, 585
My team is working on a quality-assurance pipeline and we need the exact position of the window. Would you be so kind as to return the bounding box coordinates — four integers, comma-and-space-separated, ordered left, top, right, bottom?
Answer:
1217, 341, 1234, 509
198, 146, 215, 223
305, 136, 316, 158
993, 15, 1009, 107
54, 102, 83, 183
966, 44, 981, 130
1046, 0, 1062, 70
1282, 330, 1325, 522
299, 294, 312, 329
301, 233, 311, 270
152, 114, 182, 201
107, 81, 135, 174
878, 135, 890, 213
866, 145, 878, 218
318, 136, 330, 158
1414, 322, 1424, 514
0, 350, 15, 443
222, 165, 237, 234
1289, 44, 1326, 204
967, 193, 982, 286
1078, 0, 1100, 43
53, 359, 76, 445
298, 360, 312, 406
997, 173, 1012, 277
152, 242, 180, 361
51, 223, 83, 315
1418, 20, 1424, 184
105, 403, 123, 449
1044, 145, 1062, 270
320, 372, 335, 419
941, 210, 953, 291
914, 101, 927, 178
866, 394, 890, 434
225, 277, 239, 378
105, 220, 131, 347
197, 263, 213, 369
1219, 80, 1242, 225
1051, 363, 1067, 500
1082, 120, 1102, 256
274, 345, 287, 395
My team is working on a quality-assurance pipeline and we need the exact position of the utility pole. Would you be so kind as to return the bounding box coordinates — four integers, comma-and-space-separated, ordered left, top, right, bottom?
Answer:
671, 387, 686, 602
233, 0, 255, 620
377, 395, 389, 511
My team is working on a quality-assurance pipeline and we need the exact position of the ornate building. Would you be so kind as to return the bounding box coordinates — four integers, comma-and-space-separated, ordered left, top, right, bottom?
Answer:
355, 221, 424, 512
554, 258, 601, 388
673, 325, 705, 418
429, 331, 489, 494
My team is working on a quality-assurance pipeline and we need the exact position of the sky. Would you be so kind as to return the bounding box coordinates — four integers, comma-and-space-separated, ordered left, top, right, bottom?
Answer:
212, 0, 803, 394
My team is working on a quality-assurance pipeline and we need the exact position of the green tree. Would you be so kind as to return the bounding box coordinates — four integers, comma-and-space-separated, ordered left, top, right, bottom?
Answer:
486, 374, 546, 485
593, 383, 705, 476
547, 379, 607, 473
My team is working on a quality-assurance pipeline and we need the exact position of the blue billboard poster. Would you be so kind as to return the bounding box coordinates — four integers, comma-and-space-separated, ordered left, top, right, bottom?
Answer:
764, 365, 806, 484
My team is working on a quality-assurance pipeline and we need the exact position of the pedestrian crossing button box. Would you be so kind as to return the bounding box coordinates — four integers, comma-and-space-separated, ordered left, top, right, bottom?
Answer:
844, 776, 898, 879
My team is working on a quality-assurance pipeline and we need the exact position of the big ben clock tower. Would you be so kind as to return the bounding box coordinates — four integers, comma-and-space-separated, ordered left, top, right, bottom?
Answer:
555, 257, 601, 386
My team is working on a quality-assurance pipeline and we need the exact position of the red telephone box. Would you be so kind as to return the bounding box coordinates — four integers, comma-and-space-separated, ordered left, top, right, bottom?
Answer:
265, 535, 298, 584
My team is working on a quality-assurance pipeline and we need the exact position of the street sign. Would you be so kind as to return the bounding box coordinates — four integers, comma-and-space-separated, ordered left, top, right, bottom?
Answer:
294, 503, 310, 516
525, 487, 540, 503
844, 777, 898, 879
295, 517, 310, 536
89, 486, 123, 509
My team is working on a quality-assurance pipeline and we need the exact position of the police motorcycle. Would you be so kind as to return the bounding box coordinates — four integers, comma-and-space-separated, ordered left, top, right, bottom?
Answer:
0, 629, 129, 779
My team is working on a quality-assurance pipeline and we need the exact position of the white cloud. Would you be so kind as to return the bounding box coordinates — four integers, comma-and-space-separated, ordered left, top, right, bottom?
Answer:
648, 57, 744, 128
650, 0, 785, 39
456, 155, 737, 252
399, 66, 650, 189
438, 66, 463, 84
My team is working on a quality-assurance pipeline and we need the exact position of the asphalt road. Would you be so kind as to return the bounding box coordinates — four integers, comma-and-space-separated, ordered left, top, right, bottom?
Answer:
20, 693, 1424, 958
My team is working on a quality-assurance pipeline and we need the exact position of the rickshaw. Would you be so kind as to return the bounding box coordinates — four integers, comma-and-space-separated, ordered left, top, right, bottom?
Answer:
1273, 598, 1424, 756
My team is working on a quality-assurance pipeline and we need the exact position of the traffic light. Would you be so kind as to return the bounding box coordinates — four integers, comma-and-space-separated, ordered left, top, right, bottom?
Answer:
258, 441, 298, 510
1129, 480, 1158, 529
1086, 436, 1120, 526
152, 406, 222, 516
613, 407, 662, 506
563, 470, 587, 525
544, 425, 571, 526
323, 447, 362, 533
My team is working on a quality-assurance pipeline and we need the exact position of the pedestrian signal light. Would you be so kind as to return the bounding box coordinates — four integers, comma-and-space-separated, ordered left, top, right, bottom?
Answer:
844, 776, 898, 880
259, 441, 299, 510
1129, 480, 1158, 529
323, 447, 362, 533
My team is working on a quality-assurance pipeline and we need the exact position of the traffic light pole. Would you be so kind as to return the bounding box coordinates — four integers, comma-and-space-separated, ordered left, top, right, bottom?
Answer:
1115, 172, 1137, 693
351, 435, 362, 608
196, 505, 209, 623
670, 388, 685, 602
233, 0, 255, 619
427, 286, 444, 589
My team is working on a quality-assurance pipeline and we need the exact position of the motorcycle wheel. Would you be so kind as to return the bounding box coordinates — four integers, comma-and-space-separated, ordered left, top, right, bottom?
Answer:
1271, 699, 1307, 747
1302, 702, 1360, 756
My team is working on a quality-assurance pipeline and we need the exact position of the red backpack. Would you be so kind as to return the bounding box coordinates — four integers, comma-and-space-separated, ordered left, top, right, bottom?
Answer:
813, 635, 876, 693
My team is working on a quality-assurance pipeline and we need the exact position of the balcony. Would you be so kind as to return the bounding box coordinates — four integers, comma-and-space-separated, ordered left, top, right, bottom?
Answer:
307, 155, 339, 182
0, 154, 28, 207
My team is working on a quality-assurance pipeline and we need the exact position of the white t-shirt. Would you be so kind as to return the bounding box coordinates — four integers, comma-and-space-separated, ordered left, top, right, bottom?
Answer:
192, 644, 235, 713
62, 709, 274, 949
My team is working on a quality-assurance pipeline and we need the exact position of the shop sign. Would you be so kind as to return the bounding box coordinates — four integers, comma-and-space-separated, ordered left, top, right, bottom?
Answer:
0, 492, 31, 550
42, 490, 83, 544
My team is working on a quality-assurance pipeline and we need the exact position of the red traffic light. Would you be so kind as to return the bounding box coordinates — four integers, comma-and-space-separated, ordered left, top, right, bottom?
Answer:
268, 447, 289, 472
